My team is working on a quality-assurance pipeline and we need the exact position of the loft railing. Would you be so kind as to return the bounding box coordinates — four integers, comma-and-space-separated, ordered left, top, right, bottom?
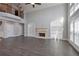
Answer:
0, 4, 23, 18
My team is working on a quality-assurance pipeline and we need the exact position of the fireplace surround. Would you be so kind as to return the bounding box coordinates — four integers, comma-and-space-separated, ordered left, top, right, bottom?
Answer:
36, 28, 48, 38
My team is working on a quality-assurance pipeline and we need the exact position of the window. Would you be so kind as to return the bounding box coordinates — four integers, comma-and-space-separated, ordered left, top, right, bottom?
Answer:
70, 21, 74, 42
74, 19, 79, 46
50, 17, 64, 39
69, 3, 79, 16
74, 3, 79, 12
69, 3, 73, 6
70, 18, 79, 46
69, 3, 79, 47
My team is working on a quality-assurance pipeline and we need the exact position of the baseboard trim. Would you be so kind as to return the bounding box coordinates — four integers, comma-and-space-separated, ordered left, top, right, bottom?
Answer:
24, 36, 66, 40
3, 35, 24, 39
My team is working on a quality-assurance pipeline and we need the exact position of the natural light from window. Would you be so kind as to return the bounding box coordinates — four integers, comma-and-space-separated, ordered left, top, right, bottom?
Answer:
50, 17, 64, 40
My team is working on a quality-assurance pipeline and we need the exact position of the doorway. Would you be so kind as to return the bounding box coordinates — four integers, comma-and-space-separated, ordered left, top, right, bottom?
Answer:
20, 23, 24, 36
0, 20, 3, 38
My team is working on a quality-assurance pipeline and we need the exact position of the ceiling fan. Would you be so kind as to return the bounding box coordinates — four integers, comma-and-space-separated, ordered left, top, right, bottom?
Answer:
25, 3, 41, 8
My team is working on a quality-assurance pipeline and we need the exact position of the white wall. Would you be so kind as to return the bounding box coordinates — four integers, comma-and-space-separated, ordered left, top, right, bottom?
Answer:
0, 12, 24, 38
24, 4, 68, 39
0, 20, 4, 37
3, 21, 23, 38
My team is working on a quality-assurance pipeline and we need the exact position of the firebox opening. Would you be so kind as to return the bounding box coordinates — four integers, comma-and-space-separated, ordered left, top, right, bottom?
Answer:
39, 33, 45, 37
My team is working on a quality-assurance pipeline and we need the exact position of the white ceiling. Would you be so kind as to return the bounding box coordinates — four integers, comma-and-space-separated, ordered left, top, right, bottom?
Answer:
23, 3, 63, 13
9, 3, 64, 13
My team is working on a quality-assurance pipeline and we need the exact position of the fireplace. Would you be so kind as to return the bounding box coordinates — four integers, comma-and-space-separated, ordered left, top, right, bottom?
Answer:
36, 28, 48, 38
39, 33, 45, 37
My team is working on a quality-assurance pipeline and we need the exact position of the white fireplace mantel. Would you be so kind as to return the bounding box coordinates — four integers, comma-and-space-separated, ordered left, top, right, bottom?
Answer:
36, 28, 48, 38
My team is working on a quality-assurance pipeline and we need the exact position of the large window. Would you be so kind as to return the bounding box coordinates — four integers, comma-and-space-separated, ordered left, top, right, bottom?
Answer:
70, 21, 74, 42
70, 19, 79, 46
74, 19, 79, 46
69, 3, 79, 47
69, 3, 79, 16
50, 17, 64, 40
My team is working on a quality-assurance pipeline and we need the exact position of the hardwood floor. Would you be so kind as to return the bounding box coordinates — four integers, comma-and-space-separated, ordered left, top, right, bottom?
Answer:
0, 36, 79, 56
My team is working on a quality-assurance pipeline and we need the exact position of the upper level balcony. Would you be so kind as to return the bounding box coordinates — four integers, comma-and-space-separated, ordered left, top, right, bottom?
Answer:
0, 3, 24, 18
0, 4, 24, 23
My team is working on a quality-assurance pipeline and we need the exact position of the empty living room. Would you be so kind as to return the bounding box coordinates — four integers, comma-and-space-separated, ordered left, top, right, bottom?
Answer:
0, 2, 79, 56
